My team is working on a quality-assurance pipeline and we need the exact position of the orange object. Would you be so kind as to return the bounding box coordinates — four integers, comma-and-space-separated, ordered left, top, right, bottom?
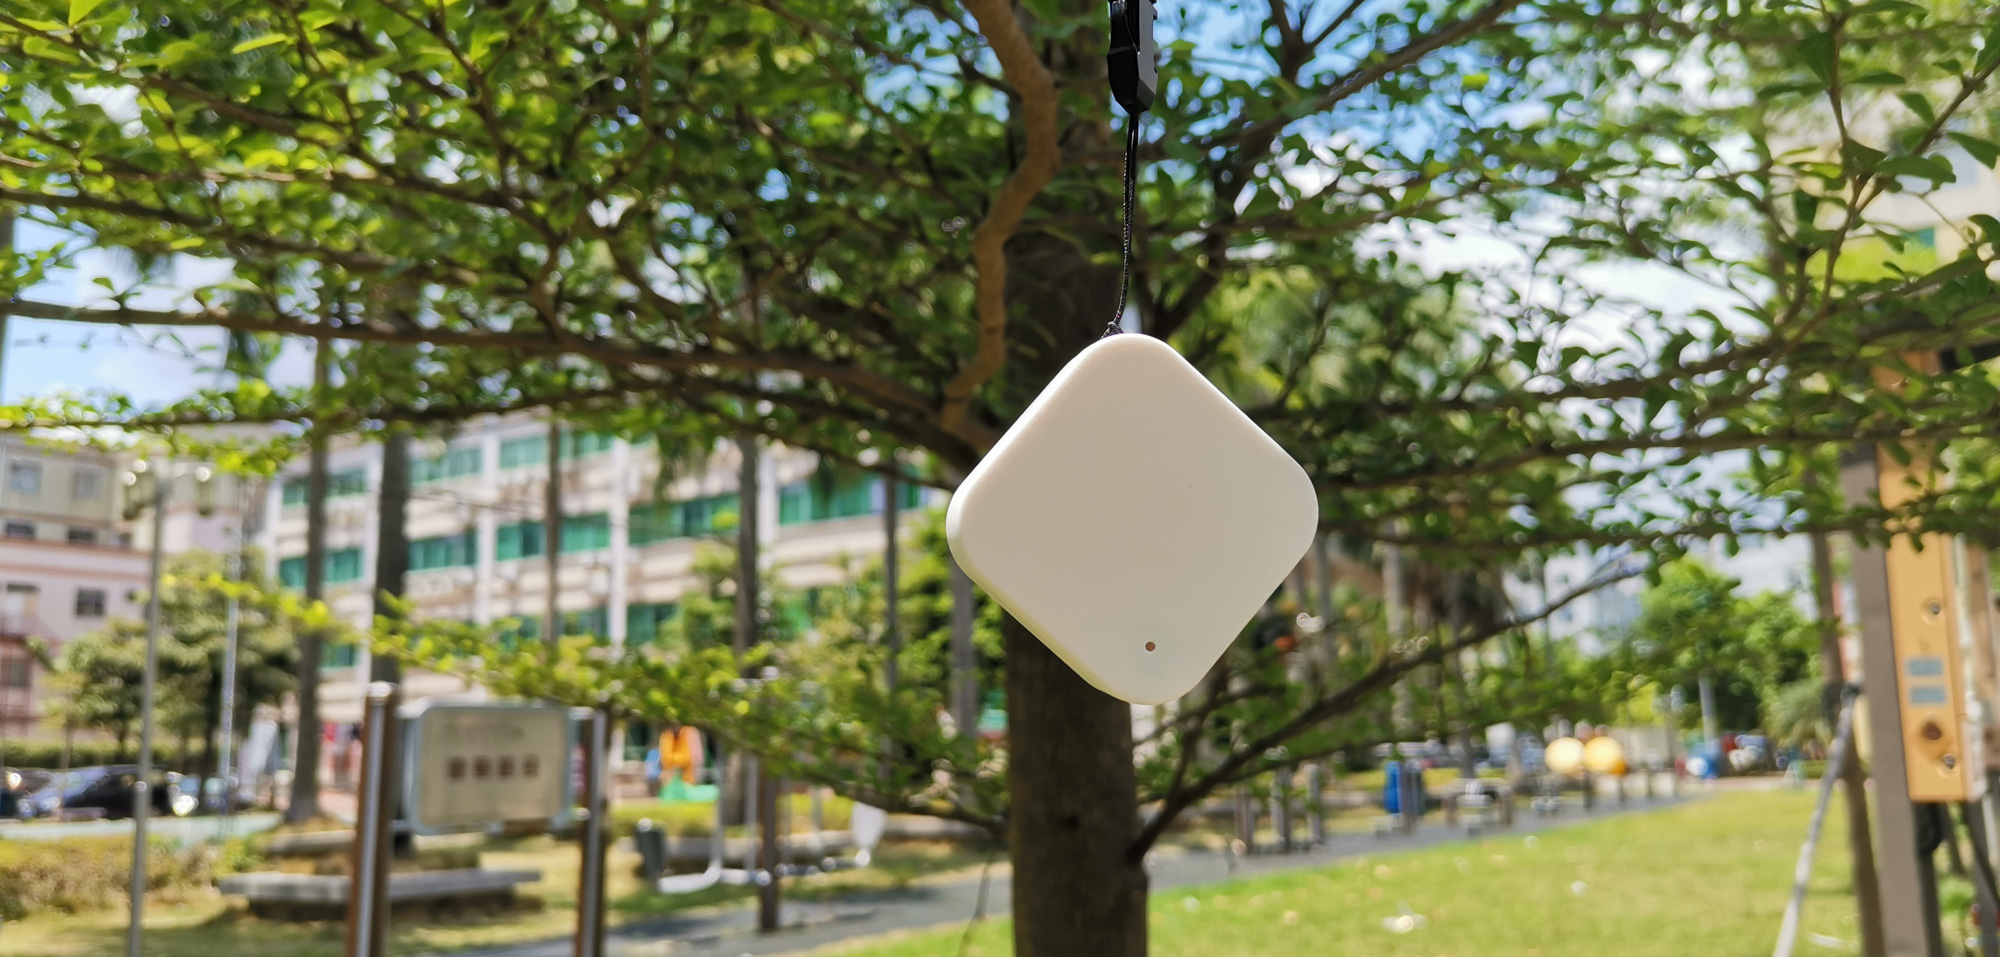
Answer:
659, 726, 704, 786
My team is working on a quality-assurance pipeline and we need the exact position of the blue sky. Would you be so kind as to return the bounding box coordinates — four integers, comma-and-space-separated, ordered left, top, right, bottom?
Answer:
6, 218, 312, 406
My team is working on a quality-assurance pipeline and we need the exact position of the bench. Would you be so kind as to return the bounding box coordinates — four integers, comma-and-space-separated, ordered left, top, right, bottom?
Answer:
218, 868, 541, 921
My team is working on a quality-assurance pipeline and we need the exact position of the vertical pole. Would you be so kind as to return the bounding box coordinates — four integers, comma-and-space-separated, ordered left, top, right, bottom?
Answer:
883, 465, 900, 692
1962, 806, 2000, 957
949, 557, 977, 739
1773, 697, 1855, 957
1842, 448, 1946, 957
1271, 764, 1293, 853
1305, 763, 1325, 846
126, 471, 168, 957
544, 420, 563, 647
0, 204, 13, 394
219, 510, 242, 833
346, 682, 400, 957
289, 338, 333, 823
1698, 674, 1720, 750
574, 707, 610, 957
758, 760, 781, 931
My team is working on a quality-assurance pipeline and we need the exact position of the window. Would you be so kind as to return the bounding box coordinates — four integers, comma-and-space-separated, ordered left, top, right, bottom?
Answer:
500, 431, 616, 469
326, 547, 364, 583
281, 468, 369, 505
560, 513, 611, 553
409, 531, 477, 571
322, 642, 359, 669
563, 606, 610, 641
778, 470, 923, 525
559, 431, 615, 460
0, 657, 28, 689
626, 602, 678, 644
66, 527, 98, 546
631, 494, 739, 545
499, 436, 547, 469
277, 548, 366, 588
495, 521, 545, 561
330, 469, 368, 498
71, 467, 103, 501
75, 588, 106, 618
412, 447, 482, 485
7, 461, 41, 494
498, 615, 541, 646
3, 521, 33, 540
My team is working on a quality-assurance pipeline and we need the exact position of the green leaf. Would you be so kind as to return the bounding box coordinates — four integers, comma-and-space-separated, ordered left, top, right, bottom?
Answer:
230, 33, 289, 54
1897, 93, 1934, 124
67, 0, 105, 25
1948, 133, 2000, 169
1848, 71, 1906, 86
1797, 32, 1835, 84
1877, 154, 1954, 185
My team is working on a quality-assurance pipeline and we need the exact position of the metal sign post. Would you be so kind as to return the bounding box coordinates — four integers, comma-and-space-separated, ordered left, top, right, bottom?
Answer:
347, 682, 402, 957
574, 707, 610, 957
1843, 445, 1948, 957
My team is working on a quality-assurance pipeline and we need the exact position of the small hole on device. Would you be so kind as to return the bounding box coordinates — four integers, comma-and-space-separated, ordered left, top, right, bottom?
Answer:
1144, 642, 1157, 652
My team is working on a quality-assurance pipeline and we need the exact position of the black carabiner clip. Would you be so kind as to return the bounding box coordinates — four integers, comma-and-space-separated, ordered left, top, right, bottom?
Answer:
1107, 0, 1157, 116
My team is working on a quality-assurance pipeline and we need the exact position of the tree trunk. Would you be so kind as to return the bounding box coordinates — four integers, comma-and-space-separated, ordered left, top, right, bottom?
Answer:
287, 338, 332, 823
371, 428, 411, 683
724, 435, 759, 829
1811, 526, 1886, 957
1005, 613, 1146, 956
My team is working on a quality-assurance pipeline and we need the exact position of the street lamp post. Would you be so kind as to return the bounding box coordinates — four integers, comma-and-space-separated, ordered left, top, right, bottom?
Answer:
121, 458, 216, 957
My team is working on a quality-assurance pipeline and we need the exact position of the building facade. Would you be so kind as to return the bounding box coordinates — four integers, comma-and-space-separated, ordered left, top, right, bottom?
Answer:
258, 415, 935, 725
0, 436, 149, 740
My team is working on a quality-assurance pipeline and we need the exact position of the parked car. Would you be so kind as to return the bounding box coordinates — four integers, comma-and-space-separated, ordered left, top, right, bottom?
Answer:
14, 766, 197, 820
2, 767, 56, 818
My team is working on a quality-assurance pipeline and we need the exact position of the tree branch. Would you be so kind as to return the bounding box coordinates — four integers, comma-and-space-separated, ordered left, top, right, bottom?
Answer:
937, 0, 1062, 432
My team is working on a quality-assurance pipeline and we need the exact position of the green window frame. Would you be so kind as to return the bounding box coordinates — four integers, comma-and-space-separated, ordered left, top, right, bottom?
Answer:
412, 447, 482, 485
326, 547, 364, 583
322, 642, 359, 669
626, 602, 679, 644
278, 547, 366, 587
495, 520, 545, 561
560, 513, 612, 553
499, 435, 546, 469
559, 431, 615, 460
409, 531, 476, 571
499, 431, 616, 470
630, 493, 739, 545
563, 606, 610, 642
778, 471, 924, 525
281, 467, 369, 505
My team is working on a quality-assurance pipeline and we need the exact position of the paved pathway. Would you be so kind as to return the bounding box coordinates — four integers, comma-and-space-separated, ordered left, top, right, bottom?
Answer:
452, 788, 1702, 957
0, 812, 280, 842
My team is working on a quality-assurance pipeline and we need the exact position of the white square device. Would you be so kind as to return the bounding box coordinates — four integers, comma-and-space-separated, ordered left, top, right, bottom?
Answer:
945, 335, 1318, 705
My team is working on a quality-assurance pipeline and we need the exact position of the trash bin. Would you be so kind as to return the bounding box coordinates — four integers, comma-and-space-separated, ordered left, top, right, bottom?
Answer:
633, 819, 667, 879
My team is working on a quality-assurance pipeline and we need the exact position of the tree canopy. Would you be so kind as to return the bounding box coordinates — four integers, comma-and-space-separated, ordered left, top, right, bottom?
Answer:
6, 0, 2000, 948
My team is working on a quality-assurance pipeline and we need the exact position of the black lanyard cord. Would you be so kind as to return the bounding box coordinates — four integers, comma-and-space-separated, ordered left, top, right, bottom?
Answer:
1105, 0, 1155, 338
1106, 117, 1141, 339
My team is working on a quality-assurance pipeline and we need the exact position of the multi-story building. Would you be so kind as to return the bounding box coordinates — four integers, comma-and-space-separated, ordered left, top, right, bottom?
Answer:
258, 415, 933, 727
0, 435, 148, 740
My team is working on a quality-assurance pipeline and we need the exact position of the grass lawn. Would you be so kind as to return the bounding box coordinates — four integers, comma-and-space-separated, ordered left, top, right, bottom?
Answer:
0, 836, 990, 957
818, 786, 1879, 956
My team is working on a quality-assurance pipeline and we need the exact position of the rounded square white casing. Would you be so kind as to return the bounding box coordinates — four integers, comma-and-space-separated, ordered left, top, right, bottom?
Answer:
945, 335, 1319, 705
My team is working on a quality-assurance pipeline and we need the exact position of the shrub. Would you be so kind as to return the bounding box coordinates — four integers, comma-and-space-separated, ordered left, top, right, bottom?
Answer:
0, 741, 197, 772
0, 837, 213, 920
